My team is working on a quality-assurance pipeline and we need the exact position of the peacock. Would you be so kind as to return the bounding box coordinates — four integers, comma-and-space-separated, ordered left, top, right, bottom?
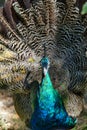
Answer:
30, 56, 77, 130
0, 0, 87, 129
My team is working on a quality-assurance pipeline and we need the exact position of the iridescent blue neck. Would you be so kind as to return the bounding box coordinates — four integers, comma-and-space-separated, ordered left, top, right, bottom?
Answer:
41, 72, 52, 85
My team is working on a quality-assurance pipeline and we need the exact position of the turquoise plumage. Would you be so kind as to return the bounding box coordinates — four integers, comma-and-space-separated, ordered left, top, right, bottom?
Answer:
30, 57, 77, 130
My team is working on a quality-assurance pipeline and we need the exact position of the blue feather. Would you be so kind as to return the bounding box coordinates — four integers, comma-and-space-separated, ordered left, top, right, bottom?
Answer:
30, 57, 77, 130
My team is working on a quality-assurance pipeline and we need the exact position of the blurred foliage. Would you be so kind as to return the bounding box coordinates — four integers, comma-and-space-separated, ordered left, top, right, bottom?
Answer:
0, 0, 5, 7
81, 2, 87, 15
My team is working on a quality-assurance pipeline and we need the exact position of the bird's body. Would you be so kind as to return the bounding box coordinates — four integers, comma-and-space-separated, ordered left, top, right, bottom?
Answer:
31, 57, 77, 130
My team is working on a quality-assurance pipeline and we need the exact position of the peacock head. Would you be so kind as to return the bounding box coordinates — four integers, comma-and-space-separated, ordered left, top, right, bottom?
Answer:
40, 57, 50, 76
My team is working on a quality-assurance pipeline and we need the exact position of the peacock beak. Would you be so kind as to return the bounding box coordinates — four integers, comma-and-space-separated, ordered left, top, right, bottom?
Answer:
43, 67, 48, 76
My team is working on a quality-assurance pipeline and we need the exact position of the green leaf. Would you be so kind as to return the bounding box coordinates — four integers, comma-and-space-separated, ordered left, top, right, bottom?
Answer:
81, 2, 87, 15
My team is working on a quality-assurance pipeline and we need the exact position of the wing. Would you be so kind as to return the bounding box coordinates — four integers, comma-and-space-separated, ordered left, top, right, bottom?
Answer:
55, 0, 87, 93
0, 0, 41, 93
0, 0, 63, 93
56, 0, 87, 116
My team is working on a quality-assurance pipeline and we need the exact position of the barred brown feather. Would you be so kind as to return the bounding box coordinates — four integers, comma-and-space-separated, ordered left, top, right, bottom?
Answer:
0, 0, 87, 127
